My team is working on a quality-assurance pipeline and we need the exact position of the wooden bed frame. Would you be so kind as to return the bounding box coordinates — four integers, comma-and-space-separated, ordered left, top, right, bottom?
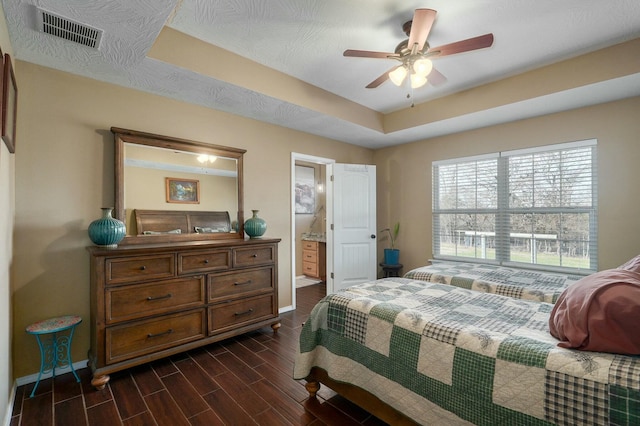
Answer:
304, 367, 419, 425
134, 209, 231, 235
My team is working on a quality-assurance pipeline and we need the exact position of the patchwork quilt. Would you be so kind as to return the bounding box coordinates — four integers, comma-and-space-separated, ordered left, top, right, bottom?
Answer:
404, 261, 584, 303
294, 278, 640, 426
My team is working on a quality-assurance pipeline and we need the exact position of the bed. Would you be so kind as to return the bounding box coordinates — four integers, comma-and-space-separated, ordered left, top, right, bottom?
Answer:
404, 261, 584, 303
133, 209, 231, 235
294, 275, 640, 425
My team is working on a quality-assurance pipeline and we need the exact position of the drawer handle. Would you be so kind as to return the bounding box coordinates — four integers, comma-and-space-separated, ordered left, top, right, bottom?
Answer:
251, 254, 258, 258
234, 279, 252, 286
146, 293, 172, 301
147, 329, 173, 338
234, 308, 254, 316
140, 266, 147, 271
204, 259, 209, 264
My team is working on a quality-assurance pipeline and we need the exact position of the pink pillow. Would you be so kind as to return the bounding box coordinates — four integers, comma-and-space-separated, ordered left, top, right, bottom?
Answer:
549, 269, 640, 354
618, 255, 640, 272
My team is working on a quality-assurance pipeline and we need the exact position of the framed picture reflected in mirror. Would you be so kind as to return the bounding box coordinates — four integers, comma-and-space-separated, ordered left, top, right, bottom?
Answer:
166, 177, 200, 204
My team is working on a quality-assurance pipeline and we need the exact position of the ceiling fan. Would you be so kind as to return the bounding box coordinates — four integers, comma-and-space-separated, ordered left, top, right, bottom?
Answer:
344, 8, 494, 90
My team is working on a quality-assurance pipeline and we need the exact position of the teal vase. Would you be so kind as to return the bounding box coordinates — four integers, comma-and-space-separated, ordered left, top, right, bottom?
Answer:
88, 207, 126, 247
244, 210, 267, 238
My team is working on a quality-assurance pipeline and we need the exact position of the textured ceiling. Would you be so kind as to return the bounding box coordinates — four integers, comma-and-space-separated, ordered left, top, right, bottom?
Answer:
3, 0, 640, 148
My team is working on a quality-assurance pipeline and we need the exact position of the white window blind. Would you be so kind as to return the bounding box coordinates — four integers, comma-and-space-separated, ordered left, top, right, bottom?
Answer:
432, 140, 597, 272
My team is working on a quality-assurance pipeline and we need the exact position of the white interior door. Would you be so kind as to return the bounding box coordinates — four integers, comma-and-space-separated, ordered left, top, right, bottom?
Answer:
327, 163, 377, 293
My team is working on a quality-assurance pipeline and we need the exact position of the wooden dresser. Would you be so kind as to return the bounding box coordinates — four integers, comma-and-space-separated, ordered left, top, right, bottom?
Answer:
87, 238, 280, 389
302, 240, 326, 281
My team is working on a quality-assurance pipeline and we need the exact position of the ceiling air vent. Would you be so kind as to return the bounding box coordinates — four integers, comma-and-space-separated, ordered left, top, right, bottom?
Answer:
36, 7, 103, 49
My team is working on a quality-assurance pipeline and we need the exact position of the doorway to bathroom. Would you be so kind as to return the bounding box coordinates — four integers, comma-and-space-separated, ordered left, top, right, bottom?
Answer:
291, 153, 334, 310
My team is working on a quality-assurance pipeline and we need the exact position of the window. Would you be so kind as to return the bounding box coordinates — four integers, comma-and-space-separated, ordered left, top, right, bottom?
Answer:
432, 140, 597, 272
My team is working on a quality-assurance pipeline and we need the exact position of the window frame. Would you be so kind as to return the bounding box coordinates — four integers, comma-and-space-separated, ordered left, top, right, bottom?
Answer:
432, 139, 598, 274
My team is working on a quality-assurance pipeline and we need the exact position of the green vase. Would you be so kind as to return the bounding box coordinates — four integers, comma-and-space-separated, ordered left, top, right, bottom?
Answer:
244, 210, 267, 238
88, 207, 126, 247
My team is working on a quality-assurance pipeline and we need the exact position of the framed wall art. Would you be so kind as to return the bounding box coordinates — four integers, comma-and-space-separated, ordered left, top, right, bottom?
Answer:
295, 165, 315, 214
165, 177, 200, 204
2, 53, 16, 154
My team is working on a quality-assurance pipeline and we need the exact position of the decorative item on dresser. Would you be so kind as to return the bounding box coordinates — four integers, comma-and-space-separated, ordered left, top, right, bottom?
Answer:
87, 237, 280, 389
244, 209, 267, 238
87, 207, 126, 247
112, 126, 247, 245
302, 239, 326, 281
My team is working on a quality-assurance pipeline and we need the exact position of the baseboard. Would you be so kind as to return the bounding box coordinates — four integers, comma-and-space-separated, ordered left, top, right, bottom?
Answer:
279, 305, 294, 314
6, 360, 88, 423
15, 359, 88, 386
10, 301, 297, 403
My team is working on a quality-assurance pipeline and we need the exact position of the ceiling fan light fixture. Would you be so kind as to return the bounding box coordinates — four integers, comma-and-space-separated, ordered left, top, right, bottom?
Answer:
413, 58, 433, 77
197, 154, 217, 163
345, 8, 495, 92
410, 73, 427, 89
389, 66, 407, 86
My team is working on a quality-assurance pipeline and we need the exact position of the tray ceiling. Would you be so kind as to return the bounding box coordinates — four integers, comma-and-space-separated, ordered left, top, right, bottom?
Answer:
4, 0, 640, 148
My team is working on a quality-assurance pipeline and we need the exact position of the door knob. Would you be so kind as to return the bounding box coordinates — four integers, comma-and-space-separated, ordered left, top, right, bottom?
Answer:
370, 234, 376, 239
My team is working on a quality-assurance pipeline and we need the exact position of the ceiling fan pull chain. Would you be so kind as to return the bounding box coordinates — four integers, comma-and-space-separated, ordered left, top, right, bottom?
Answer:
407, 79, 415, 108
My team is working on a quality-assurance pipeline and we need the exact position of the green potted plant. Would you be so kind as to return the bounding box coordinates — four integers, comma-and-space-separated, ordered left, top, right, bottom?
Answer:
380, 222, 400, 265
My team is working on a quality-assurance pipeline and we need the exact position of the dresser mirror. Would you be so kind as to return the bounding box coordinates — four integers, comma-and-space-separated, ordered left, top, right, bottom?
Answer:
112, 127, 245, 244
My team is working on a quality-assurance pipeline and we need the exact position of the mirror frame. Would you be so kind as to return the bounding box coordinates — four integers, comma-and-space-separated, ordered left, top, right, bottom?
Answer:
112, 127, 246, 245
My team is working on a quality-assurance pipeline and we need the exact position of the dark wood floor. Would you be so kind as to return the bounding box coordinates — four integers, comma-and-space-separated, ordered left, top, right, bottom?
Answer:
11, 283, 388, 425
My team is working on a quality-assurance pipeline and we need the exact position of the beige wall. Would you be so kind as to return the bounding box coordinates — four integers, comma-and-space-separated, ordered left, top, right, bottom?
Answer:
12, 61, 372, 378
0, 0, 14, 421
10, 43, 640, 394
374, 96, 640, 274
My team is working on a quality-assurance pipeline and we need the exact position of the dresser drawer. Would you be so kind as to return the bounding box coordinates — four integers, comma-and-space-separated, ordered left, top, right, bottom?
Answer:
208, 294, 275, 334
208, 267, 274, 302
302, 261, 318, 277
106, 309, 205, 364
302, 241, 317, 251
302, 249, 317, 263
233, 245, 275, 267
106, 276, 205, 324
178, 249, 231, 274
106, 254, 175, 285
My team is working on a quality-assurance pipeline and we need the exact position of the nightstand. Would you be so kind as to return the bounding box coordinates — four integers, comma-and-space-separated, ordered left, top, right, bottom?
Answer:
380, 263, 403, 278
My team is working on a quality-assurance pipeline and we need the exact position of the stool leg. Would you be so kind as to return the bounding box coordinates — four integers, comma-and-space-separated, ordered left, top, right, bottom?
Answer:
52, 332, 58, 378
30, 335, 46, 398
67, 326, 80, 383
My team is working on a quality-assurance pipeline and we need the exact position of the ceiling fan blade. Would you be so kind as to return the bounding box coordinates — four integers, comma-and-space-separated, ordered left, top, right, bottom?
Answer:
428, 33, 494, 57
407, 8, 437, 52
344, 49, 399, 59
365, 65, 400, 89
427, 67, 447, 86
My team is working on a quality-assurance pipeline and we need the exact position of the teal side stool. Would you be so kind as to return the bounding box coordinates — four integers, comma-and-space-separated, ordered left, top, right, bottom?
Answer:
25, 315, 82, 398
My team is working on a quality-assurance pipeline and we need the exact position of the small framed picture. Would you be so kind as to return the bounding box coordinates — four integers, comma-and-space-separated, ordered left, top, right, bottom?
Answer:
2, 53, 16, 154
165, 177, 200, 204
